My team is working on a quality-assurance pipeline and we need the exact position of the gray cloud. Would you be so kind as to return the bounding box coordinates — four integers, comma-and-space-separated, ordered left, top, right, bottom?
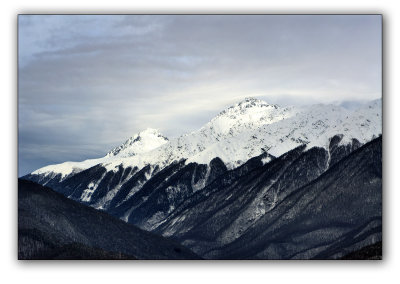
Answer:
18, 15, 382, 176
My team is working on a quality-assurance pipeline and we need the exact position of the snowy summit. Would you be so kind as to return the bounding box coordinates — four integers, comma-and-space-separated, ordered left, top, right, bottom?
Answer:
31, 97, 382, 180
106, 128, 169, 158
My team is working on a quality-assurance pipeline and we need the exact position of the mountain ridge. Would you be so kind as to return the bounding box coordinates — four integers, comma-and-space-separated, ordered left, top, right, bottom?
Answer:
29, 97, 381, 180
22, 97, 382, 251
21, 96, 382, 259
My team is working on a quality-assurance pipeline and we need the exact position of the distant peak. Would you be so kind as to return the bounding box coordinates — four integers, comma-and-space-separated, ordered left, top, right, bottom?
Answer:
107, 128, 168, 157
138, 128, 165, 137
233, 97, 277, 109
241, 97, 263, 104
216, 97, 277, 118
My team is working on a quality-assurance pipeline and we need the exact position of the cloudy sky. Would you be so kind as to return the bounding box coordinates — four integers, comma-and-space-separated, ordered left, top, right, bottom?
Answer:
18, 15, 382, 176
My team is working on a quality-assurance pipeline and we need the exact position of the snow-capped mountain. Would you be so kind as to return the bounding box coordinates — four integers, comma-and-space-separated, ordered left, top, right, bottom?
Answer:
189, 98, 381, 167
22, 96, 382, 259
31, 128, 168, 180
31, 97, 381, 180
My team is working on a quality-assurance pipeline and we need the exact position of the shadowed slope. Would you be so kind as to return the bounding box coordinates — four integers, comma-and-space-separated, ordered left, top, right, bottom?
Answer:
18, 179, 200, 260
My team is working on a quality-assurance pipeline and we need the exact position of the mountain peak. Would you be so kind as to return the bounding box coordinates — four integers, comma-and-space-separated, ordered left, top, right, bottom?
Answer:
216, 97, 278, 118
107, 128, 168, 157
138, 128, 163, 136
194, 97, 291, 140
236, 96, 271, 107
241, 97, 264, 104
28, 98, 381, 184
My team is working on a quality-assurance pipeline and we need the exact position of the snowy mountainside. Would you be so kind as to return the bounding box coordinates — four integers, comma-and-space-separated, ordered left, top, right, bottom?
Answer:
204, 97, 295, 136
106, 128, 169, 157
101, 97, 297, 170
31, 128, 168, 180
102, 98, 380, 171
30, 97, 381, 180
185, 99, 381, 167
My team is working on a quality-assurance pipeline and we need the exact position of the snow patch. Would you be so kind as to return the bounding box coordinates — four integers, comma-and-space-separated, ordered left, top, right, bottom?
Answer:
261, 156, 272, 165
80, 173, 106, 202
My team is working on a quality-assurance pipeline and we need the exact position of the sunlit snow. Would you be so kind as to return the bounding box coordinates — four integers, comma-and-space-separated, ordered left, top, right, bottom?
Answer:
31, 97, 382, 188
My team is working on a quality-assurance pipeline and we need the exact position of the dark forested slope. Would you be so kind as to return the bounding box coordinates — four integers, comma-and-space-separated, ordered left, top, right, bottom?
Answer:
18, 179, 200, 260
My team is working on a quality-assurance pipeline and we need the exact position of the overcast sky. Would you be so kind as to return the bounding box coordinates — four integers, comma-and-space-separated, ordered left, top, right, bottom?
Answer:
18, 15, 382, 176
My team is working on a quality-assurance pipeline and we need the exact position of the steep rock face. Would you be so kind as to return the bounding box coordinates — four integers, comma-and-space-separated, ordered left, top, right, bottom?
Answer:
152, 136, 381, 259
327, 134, 362, 169
205, 137, 382, 259
24, 171, 65, 191
154, 144, 327, 252
111, 158, 228, 231
18, 179, 200, 260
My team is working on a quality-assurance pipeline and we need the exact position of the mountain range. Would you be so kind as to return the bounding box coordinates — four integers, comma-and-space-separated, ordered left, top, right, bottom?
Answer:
21, 97, 382, 259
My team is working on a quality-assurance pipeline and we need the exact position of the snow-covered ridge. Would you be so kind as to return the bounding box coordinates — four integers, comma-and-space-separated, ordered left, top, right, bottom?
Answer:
30, 97, 382, 179
31, 128, 168, 179
106, 128, 168, 158
185, 100, 381, 166
31, 157, 109, 179
205, 97, 295, 136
